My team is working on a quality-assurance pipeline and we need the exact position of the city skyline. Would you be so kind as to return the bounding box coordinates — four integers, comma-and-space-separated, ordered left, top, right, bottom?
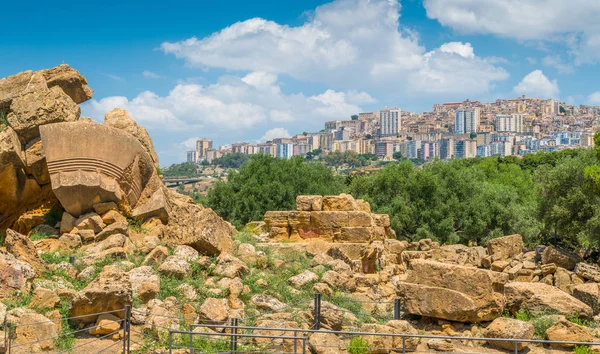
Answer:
3, 0, 600, 164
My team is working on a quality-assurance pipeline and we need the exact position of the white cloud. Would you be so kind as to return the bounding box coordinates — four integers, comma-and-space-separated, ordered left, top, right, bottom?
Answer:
82, 72, 370, 133
106, 74, 124, 82
589, 91, 600, 105
513, 70, 559, 99
142, 70, 162, 79
260, 128, 291, 142
160, 0, 508, 96
542, 55, 574, 74
526, 57, 537, 64
423, 0, 600, 64
180, 137, 200, 149
439, 42, 474, 58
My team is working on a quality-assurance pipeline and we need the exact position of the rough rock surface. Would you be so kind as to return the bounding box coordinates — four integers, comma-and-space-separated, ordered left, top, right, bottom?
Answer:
504, 282, 593, 319
487, 234, 523, 261
69, 269, 132, 324
163, 190, 234, 256
6, 309, 59, 353
546, 318, 594, 345
484, 317, 535, 350
397, 259, 508, 322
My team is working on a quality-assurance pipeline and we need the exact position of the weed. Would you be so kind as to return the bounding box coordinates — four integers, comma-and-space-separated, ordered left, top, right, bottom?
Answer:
40, 252, 70, 264
530, 314, 559, 339
0, 111, 8, 129
127, 218, 147, 233
233, 231, 259, 246
1, 290, 33, 310
0, 231, 5, 247
575, 345, 593, 354
55, 300, 76, 351
567, 314, 589, 327
30, 231, 55, 241
347, 337, 370, 354
515, 309, 531, 322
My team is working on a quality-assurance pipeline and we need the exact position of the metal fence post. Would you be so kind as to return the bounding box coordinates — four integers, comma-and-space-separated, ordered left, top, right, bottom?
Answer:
3, 320, 8, 354
293, 330, 298, 354
313, 293, 321, 330
514, 341, 518, 354
402, 336, 406, 354
168, 331, 173, 354
394, 299, 401, 320
189, 323, 194, 354
122, 305, 130, 354
302, 335, 307, 354
230, 318, 238, 353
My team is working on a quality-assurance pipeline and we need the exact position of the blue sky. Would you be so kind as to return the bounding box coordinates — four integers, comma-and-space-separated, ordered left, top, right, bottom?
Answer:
2, 0, 600, 165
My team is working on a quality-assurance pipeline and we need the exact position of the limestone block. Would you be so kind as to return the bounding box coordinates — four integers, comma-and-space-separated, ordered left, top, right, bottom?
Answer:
487, 234, 523, 261
0, 70, 47, 113
347, 211, 373, 227
132, 188, 171, 224
264, 211, 290, 228
40, 122, 156, 217
296, 195, 323, 211
336, 227, 372, 243
322, 194, 355, 211
24, 139, 50, 185
310, 211, 349, 229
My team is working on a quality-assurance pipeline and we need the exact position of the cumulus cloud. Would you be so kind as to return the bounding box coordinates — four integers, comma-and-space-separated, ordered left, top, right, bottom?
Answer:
142, 70, 162, 79
513, 70, 559, 99
260, 128, 291, 142
589, 91, 600, 105
160, 0, 508, 96
83, 72, 370, 133
423, 0, 600, 64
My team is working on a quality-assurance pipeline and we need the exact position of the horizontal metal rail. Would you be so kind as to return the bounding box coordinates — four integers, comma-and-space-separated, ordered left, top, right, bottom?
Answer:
188, 323, 600, 346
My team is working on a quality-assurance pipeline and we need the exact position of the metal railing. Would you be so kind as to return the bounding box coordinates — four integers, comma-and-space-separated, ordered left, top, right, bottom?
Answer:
4, 293, 600, 354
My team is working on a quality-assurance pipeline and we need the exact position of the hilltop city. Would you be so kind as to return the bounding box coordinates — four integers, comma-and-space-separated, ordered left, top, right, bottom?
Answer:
185, 96, 600, 164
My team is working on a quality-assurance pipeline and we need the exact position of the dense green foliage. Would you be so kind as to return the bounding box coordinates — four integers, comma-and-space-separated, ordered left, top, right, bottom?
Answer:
323, 151, 378, 168
212, 152, 251, 168
207, 140, 600, 250
207, 154, 346, 228
163, 162, 200, 177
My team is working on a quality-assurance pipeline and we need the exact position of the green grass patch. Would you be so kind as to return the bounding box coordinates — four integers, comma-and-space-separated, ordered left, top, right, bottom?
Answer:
1, 290, 33, 310
30, 231, 55, 241
55, 300, 76, 351
575, 345, 593, 354
40, 252, 70, 264
347, 337, 370, 354
233, 231, 259, 246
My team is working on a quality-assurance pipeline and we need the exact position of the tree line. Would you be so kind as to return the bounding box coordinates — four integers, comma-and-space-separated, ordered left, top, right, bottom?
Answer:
205, 140, 600, 251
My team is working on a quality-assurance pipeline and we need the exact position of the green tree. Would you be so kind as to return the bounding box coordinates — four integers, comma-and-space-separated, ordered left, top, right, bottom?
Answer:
212, 152, 251, 168
207, 154, 346, 228
163, 162, 199, 177
392, 151, 403, 161
351, 114, 359, 121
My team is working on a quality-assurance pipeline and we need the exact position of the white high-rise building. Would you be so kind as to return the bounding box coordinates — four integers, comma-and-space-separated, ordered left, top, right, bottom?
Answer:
455, 108, 480, 134
379, 106, 401, 137
495, 114, 524, 133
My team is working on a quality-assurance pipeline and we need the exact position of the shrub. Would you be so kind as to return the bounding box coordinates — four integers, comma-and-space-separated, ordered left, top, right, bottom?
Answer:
530, 315, 559, 339
40, 252, 69, 264
44, 204, 63, 226
575, 345, 593, 354
347, 337, 370, 354
30, 231, 54, 241
515, 309, 531, 322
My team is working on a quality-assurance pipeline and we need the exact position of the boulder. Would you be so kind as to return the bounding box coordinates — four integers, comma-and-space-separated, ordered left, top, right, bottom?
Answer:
487, 234, 523, 261
128, 266, 160, 297
484, 317, 534, 351
296, 195, 323, 211
308, 331, 343, 354
138, 281, 159, 303
69, 269, 132, 324
0, 251, 36, 295
427, 339, 454, 352
145, 299, 179, 339
504, 282, 593, 319
546, 318, 594, 346
542, 246, 580, 271
0, 127, 26, 215
8, 86, 80, 144
173, 245, 200, 261
307, 301, 345, 331
0, 70, 47, 112
59, 212, 76, 234
199, 298, 230, 323
104, 108, 159, 165
24, 139, 50, 185
93, 201, 118, 215
95, 221, 128, 241
213, 254, 249, 278
158, 256, 190, 279
142, 245, 169, 266
101, 209, 127, 225
5, 309, 59, 353
4, 229, 47, 273
40, 64, 93, 104
360, 322, 418, 354
29, 287, 60, 311
251, 294, 285, 311
57, 233, 82, 251
288, 270, 319, 287
236, 243, 257, 264
575, 262, 600, 282
572, 283, 600, 315
397, 259, 508, 322
163, 190, 234, 256
132, 188, 170, 224
89, 313, 122, 335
